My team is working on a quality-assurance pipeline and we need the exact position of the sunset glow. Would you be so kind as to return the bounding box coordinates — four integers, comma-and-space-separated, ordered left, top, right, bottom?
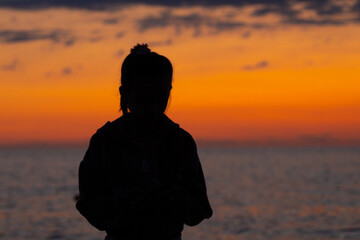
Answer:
1, 2, 360, 146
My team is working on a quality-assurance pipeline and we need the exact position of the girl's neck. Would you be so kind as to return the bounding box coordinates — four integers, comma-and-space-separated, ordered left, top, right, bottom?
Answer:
125, 113, 162, 132
124, 113, 164, 148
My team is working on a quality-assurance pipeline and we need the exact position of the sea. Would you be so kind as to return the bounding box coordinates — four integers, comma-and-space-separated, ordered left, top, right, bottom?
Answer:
1, 146, 360, 240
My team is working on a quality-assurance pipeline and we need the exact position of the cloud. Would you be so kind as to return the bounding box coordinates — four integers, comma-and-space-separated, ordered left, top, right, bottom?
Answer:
64, 38, 76, 46
136, 2, 353, 35
251, 0, 345, 18
138, 11, 203, 31
0, 0, 337, 10
242, 60, 268, 71
285, 18, 345, 26
115, 31, 125, 38
241, 31, 251, 39
103, 18, 119, 25
0, 29, 101, 46
0, 1, 358, 28
148, 39, 173, 47
62, 67, 72, 75
88, 29, 103, 43
314, 4, 343, 16
0, 0, 282, 10
0, 0, 353, 14
352, 0, 360, 21
137, 11, 262, 35
115, 49, 125, 57
88, 36, 103, 43
211, 21, 247, 31
251, 1, 351, 26
0, 29, 75, 46
1, 59, 19, 71
355, 0, 360, 10
304, 1, 344, 16
252, 5, 287, 17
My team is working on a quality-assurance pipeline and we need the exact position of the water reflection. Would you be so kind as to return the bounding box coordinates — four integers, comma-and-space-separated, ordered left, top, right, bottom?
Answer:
1, 147, 360, 240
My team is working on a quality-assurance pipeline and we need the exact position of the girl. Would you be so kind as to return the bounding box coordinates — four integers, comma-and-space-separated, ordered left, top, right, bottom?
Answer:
76, 44, 213, 240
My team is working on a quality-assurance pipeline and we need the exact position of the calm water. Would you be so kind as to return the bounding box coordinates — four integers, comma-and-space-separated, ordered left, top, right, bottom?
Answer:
1, 147, 360, 240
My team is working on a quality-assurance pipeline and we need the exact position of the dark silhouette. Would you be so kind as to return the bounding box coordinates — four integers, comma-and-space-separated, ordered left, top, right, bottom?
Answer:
76, 44, 213, 240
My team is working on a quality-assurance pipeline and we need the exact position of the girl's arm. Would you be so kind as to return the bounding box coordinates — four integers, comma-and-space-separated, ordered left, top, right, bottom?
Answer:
75, 132, 132, 233
174, 132, 213, 226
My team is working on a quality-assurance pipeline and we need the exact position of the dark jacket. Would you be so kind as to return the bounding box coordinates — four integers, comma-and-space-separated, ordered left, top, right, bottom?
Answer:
76, 114, 213, 240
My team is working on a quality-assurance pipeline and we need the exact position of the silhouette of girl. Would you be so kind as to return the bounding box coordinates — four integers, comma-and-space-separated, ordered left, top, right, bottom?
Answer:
76, 44, 213, 240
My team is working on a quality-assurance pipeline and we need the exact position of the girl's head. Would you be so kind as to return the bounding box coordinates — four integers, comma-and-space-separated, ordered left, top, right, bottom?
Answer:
119, 43, 173, 117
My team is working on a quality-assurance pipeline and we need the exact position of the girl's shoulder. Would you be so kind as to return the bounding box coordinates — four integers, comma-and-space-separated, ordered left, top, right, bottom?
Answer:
94, 115, 125, 135
92, 114, 196, 147
86, 116, 125, 145
159, 114, 196, 142
159, 115, 197, 150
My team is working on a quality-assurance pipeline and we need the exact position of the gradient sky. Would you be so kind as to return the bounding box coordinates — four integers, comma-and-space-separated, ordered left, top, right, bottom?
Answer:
1, 0, 360, 146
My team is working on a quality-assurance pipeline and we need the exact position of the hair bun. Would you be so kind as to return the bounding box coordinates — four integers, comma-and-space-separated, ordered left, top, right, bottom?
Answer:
131, 43, 151, 55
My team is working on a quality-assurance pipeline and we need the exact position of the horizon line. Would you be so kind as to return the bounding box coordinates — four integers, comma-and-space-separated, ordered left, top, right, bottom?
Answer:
1, 138, 359, 148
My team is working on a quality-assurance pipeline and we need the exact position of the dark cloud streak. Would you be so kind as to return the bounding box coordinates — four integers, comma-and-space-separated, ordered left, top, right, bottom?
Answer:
1, 59, 19, 71
285, 18, 346, 26
137, 11, 265, 35
62, 67, 72, 75
148, 39, 173, 47
136, 1, 354, 35
243, 61, 268, 71
115, 32, 125, 38
103, 18, 119, 25
242, 31, 251, 39
0, 29, 75, 45
0, 0, 354, 18
0, 0, 357, 25
251, 0, 349, 26
0, 0, 358, 35
115, 49, 125, 58
0, 0, 290, 10
138, 12, 204, 31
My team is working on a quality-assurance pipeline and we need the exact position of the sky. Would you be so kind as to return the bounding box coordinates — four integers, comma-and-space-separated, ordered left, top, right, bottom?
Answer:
0, 0, 360, 146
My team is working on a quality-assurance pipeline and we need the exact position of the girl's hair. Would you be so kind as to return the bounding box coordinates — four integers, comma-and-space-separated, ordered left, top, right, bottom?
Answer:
120, 43, 173, 115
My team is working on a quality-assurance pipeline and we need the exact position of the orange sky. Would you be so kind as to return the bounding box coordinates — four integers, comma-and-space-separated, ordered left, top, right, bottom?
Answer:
1, 3, 360, 146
